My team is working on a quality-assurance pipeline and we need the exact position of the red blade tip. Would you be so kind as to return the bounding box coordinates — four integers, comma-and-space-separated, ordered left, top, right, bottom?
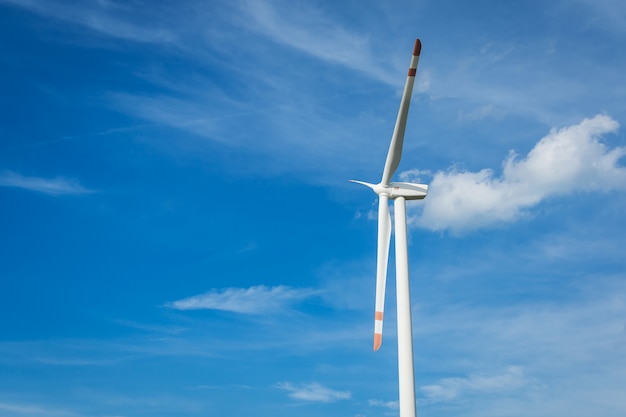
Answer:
413, 38, 422, 56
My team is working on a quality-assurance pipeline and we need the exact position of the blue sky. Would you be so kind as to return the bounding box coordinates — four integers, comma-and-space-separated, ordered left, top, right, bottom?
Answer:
1, 0, 626, 416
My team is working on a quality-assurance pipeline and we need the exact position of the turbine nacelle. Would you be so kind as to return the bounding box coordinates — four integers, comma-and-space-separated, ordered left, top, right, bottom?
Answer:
350, 180, 428, 200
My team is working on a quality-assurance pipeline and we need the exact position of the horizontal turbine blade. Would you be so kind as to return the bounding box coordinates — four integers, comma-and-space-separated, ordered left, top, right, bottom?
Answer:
348, 179, 376, 191
381, 38, 421, 186
374, 194, 391, 351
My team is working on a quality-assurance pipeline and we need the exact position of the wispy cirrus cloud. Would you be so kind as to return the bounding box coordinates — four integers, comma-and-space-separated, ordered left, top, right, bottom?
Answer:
166, 285, 319, 314
368, 398, 399, 409
405, 114, 625, 233
0, 171, 95, 196
237, 0, 428, 88
420, 366, 530, 403
276, 382, 350, 403
570, 0, 626, 33
410, 275, 626, 413
239, 1, 370, 73
0, 401, 76, 416
0, 0, 177, 44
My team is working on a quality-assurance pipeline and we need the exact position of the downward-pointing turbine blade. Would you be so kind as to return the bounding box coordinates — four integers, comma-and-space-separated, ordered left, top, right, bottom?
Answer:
374, 194, 392, 351
381, 38, 421, 186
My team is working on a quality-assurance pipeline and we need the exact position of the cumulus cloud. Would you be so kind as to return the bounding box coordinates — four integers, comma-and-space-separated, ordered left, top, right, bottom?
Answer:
276, 382, 350, 403
166, 285, 319, 314
0, 171, 95, 196
420, 366, 529, 403
409, 114, 625, 233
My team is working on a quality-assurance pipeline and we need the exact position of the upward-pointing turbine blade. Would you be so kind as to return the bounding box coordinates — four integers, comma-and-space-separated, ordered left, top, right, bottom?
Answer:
374, 194, 392, 351
380, 38, 422, 186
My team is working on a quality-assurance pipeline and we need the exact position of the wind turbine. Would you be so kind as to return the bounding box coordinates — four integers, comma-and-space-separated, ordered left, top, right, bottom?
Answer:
351, 38, 427, 417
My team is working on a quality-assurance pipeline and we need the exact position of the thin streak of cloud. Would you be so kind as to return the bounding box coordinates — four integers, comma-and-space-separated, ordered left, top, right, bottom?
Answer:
166, 285, 319, 314
276, 382, 351, 403
368, 399, 399, 409
113, 320, 186, 335
239, 0, 369, 70
570, 0, 626, 33
405, 114, 625, 233
0, 171, 95, 196
237, 0, 428, 89
2, 124, 149, 151
0, 0, 176, 44
0, 402, 76, 416
412, 277, 626, 405
420, 366, 530, 403
0, 338, 142, 367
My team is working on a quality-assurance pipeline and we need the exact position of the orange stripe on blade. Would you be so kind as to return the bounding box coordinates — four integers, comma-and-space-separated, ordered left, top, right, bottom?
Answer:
375, 311, 384, 321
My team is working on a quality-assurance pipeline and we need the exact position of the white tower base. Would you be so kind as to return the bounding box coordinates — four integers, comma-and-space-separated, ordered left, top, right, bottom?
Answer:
394, 197, 416, 417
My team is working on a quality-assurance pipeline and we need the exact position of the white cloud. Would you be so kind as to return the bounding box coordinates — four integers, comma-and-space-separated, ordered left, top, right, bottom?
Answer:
410, 275, 626, 414
570, 0, 626, 33
0, 401, 75, 416
239, 0, 373, 75
276, 382, 351, 403
238, 0, 426, 88
409, 114, 625, 233
0, 171, 95, 196
458, 104, 497, 122
166, 285, 319, 314
420, 366, 530, 403
368, 399, 399, 409
0, 0, 176, 44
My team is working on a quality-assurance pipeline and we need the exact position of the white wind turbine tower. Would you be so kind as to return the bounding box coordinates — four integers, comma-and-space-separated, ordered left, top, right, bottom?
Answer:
351, 38, 427, 417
